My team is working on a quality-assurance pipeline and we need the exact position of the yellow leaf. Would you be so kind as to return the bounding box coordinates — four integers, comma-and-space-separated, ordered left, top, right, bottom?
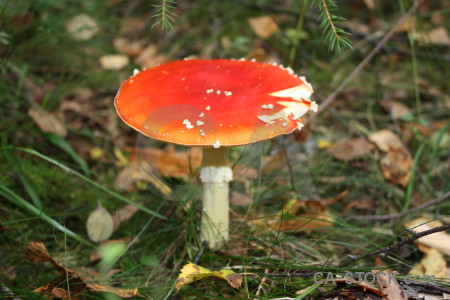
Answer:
114, 148, 128, 166
89, 147, 104, 160
176, 262, 242, 290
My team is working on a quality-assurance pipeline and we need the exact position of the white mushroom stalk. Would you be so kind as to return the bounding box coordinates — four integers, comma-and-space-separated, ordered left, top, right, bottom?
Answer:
200, 147, 232, 250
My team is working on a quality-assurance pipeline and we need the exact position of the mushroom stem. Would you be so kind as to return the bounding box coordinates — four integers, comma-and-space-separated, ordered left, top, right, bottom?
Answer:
200, 147, 232, 250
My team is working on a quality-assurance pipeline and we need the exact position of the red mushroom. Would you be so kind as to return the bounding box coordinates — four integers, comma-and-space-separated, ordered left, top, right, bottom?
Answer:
114, 59, 315, 249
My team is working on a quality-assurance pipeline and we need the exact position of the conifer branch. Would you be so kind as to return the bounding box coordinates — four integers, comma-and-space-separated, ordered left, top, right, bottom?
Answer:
152, 0, 177, 30
312, 0, 352, 54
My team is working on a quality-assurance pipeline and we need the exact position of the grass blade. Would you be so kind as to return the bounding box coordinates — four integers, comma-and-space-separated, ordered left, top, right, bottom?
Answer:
1, 147, 167, 220
0, 184, 93, 247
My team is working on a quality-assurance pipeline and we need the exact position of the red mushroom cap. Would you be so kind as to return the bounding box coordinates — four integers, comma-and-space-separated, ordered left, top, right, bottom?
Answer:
114, 59, 315, 147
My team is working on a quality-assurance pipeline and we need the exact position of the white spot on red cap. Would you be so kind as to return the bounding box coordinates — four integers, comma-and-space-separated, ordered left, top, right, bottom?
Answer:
213, 140, 220, 148
196, 120, 204, 126
199, 112, 204, 117
205, 106, 210, 110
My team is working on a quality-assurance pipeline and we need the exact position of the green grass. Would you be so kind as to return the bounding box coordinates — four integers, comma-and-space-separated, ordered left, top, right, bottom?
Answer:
1, 0, 449, 299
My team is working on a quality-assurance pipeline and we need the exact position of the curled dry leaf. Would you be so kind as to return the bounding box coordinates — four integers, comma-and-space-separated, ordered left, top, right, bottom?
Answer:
86, 205, 114, 243
33, 284, 80, 300
328, 138, 375, 161
99, 54, 129, 70
65, 14, 99, 40
369, 130, 412, 187
247, 16, 279, 38
176, 262, 242, 290
28, 105, 67, 137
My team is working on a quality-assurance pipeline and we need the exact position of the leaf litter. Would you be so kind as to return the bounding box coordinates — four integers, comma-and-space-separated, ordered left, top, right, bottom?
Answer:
25, 242, 139, 298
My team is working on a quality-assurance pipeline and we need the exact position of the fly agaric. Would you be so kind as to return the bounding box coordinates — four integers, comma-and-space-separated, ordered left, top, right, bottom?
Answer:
114, 59, 315, 250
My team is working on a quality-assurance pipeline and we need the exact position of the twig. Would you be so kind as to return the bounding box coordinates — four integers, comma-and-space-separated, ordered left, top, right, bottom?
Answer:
345, 191, 450, 221
338, 223, 450, 268
310, 0, 423, 119
193, 241, 207, 264
397, 278, 450, 295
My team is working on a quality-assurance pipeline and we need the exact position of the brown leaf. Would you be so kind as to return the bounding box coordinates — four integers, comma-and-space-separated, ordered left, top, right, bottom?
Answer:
405, 218, 450, 256
370, 130, 412, 187
381, 100, 411, 120
134, 45, 170, 69
369, 130, 404, 152
372, 270, 407, 300
114, 163, 172, 196
409, 248, 447, 278
328, 138, 375, 161
334, 276, 385, 297
230, 191, 252, 206
129, 146, 202, 180
379, 146, 413, 187
247, 16, 279, 38
25, 242, 140, 298
33, 284, 80, 300
113, 37, 145, 56
0, 264, 16, 280
112, 204, 139, 231
28, 105, 67, 137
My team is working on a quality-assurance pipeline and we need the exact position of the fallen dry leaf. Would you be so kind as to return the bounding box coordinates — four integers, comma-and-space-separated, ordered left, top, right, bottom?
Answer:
33, 284, 80, 300
114, 162, 172, 196
372, 270, 407, 300
25, 242, 140, 298
0, 264, 16, 280
409, 248, 447, 278
28, 105, 67, 137
247, 16, 279, 38
112, 204, 139, 231
113, 37, 144, 56
176, 262, 242, 290
405, 218, 450, 256
134, 44, 170, 69
129, 146, 202, 180
65, 14, 99, 40
381, 100, 412, 120
86, 205, 114, 243
334, 276, 385, 297
99, 54, 129, 70
370, 130, 412, 187
379, 146, 412, 187
230, 191, 252, 206
369, 129, 404, 152
428, 27, 450, 46
328, 138, 375, 161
